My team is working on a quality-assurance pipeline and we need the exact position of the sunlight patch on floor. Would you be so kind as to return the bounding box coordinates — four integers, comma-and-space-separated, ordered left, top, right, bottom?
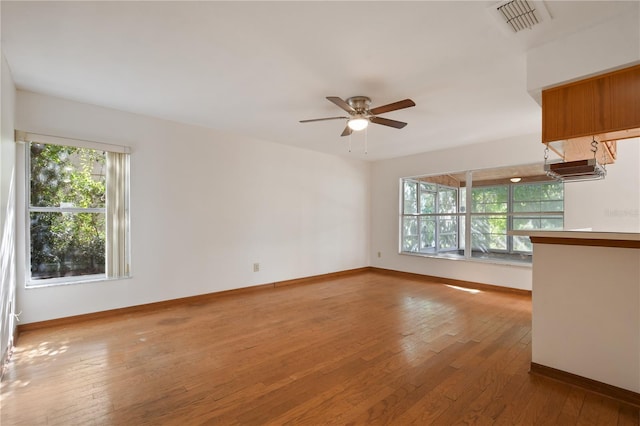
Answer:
445, 285, 481, 294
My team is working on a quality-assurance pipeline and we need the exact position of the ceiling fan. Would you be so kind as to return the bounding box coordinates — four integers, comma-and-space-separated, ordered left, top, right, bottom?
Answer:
300, 96, 416, 136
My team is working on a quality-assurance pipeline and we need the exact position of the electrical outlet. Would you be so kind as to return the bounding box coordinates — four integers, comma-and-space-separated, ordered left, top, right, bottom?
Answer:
253, 263, 260, 272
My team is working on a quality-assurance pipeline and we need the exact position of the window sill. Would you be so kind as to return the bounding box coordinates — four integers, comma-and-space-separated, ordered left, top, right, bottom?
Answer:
399, 251, 533, 268
26, 274, 131, 289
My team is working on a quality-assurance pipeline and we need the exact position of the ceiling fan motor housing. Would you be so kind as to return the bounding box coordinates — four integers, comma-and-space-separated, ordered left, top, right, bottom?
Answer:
347, 96, 371, 113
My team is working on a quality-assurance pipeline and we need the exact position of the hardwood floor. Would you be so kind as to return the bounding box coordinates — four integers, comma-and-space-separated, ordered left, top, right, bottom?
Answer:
1, 272, 638, 425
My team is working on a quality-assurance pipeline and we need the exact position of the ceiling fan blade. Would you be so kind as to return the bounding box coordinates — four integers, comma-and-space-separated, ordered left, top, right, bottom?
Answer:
370, 116, 408, 129
327, 96, 355, 113
300, 116, 348, 123
341, 126, 353, 137
369, 99, 416, 115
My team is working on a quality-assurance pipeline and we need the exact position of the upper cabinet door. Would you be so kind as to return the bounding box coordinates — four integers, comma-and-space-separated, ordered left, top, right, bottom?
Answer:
542, 80, 595, 143
608, 66, 640, 132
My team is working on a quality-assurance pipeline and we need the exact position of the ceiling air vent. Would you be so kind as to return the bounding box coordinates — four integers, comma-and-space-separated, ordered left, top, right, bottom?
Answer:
497, 0, 541, 32
544, 158, 606, 182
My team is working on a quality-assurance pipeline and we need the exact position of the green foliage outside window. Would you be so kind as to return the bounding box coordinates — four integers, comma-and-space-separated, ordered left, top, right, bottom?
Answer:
471, 186, 508, 213
512, 182, 563, 212
30, 143, 107, 280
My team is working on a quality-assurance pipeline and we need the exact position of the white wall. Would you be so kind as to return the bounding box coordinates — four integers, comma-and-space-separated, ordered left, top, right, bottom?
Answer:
564, 139, 640, 232
526, 7, 640, 102
15, 91, 370, 324
370, 134, 640, 291
0, 53, 17, 364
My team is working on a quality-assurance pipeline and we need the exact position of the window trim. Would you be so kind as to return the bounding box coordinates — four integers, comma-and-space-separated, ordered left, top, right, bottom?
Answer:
16, 131, 130, 154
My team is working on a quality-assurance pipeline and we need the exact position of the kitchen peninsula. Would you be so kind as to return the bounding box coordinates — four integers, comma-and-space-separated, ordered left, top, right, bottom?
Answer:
513, 230, 640, 405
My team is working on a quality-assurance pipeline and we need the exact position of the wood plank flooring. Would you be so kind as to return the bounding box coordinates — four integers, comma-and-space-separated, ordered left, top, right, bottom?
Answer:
1, 272, 638, 425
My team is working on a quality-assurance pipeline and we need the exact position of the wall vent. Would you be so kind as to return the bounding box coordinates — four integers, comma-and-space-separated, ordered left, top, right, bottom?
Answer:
497, 0, 541, 32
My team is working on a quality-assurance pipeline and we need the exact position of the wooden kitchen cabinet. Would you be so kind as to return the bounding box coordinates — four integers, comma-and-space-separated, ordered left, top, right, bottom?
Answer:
542, 64, 640, 145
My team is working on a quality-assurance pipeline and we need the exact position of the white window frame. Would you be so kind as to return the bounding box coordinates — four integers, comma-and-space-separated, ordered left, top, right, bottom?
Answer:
16, 131, 131, 287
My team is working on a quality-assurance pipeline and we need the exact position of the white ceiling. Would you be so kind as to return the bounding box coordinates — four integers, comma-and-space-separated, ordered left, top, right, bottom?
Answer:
1, 1, 637, 161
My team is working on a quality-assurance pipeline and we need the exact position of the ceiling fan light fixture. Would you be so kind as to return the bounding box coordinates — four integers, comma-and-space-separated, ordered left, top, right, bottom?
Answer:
348, 116, 369, 131
300, 96, 414, 138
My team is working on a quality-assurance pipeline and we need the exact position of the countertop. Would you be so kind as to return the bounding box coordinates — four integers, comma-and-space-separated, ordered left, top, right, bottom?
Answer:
509, 230, 640, 241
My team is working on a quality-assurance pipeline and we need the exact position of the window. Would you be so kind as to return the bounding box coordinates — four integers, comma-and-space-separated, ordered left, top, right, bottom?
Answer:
22, 133, 130, 286
471, 186, 509, 254
401, 166, 563, 264
510, 182, 563, 253
401, 181, 461, 254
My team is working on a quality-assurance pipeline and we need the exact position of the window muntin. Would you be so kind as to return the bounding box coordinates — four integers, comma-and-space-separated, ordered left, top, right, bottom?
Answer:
400, 169, 564, 264
27, 140, 130, 286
